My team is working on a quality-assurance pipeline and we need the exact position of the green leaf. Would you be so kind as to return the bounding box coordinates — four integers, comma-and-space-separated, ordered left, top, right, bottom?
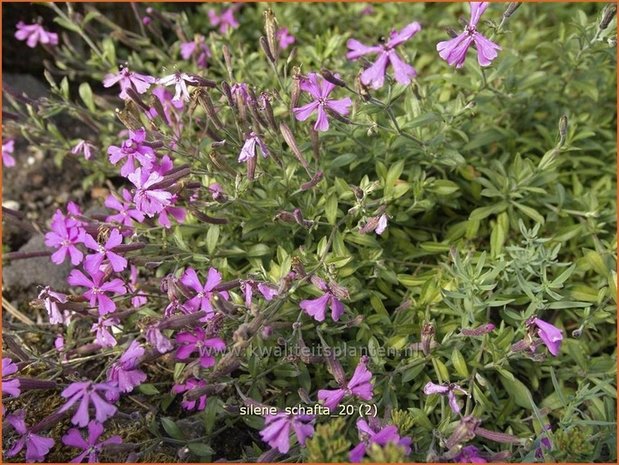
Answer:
325, 193, 338, 225
469, 202, 508, 221
188, 443, 214, 457
138, 384, 160, 395
206, 224, 220, 254
161, 417, 185, 440
78, 82, 96, 112
499, 373, 533, 409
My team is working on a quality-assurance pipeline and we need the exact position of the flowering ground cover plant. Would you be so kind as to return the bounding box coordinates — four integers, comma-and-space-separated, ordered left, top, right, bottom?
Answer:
2, 2, 617, 463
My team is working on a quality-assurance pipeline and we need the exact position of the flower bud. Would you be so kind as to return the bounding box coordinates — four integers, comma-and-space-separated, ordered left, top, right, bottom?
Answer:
600, 3, 616, 30
301, 171, 324, 191
222, 45, 234, 80
263, 9, 279, 59
279, 122, 310, 169
503, 2, 521, 19
259, 36, 276, 64
559, 114, 568, 146
320, 68, 347, 88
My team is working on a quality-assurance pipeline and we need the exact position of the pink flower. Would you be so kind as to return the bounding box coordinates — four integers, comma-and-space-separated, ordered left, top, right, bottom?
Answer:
106, 341, 146, 401
3, 138, 15, 167
148, 86, 184, 126
105, 188, 145, 228
107, 128, 156, 177
62, 421, 122, 463
158, 72, 199, 102
44, 209, 85, 266
71, 140, 95, 160
128, 265, 148, 308
240, 280, 279, 308
68, 268, 126, 315
3, 357, 21, 398
530, 317, 563, 357
359, 213, 388, 235
318, 357, 373, 411
5, 410, 55, 462
180, 35, 211, 68
437, 2, 501, 68
15, 22, 58, 48
299, 277, 347, 322
276, 27, 295, 50
208, 183, 225, 201
146, 325, 174, 354
349, 418, 412, 462
157, 195, 186, 229
453, 445, 488, 463
347, 22, 421, 89
59, 381, 119, 427
175, 327, 226, 368
208, 7, 239, 34
91, 317, 119, 348
238, 132, 270, 162
172, 377, 208, 411
180, 267, 229, 319
293, 72, 352, 132
38, 287, 71, 325
83, 229, 127, 273
103, 66, 155, 100
423, 381, 468, 413
259, 412, 315, 454
128, 168, 173, 217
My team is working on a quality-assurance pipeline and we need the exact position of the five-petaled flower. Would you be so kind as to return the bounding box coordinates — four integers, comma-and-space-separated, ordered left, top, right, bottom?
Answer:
15, 21, 58, 48
3, 357, 21, 398
158, 72, 199, 102
208, 7, 240, 34
318, 357, 373, 411
68, 268, 126, 315
349, 418, 412, 462
277, 27, 296, 50
5, 410, 55, 462
299, 276, 347, 322
44, 209, 85, 266
71, 140, 95, 160
176, 327, 226, 368
103, 66, 156, 100
529, 317, 563, 356
180, 267, 229, 319
423, 381, 469, 413
92, 317, 120, 348
128, 168, 174, 217
106, 341, 147, 401
347, 22, 421, 89
172, 377, 208, 411
238, 132, 270, 162
83, 229, 128, 274
105, 188, 145, 228
107, 128, 156, 177
59, 381, 120, 427
180, 35, 211, 68
293, 72, 352, 132
3, 138, 16, 167
437, 2, 501, 68
259, 412, 315, 454
62, 421, 123, 463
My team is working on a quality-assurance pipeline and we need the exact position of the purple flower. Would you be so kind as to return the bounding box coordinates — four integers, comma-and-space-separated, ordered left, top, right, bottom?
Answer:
71, 140, 95, 160
180, 35, 211, 68
62, 420, 122, 463
453, 445, 487, 463
3, 357, 21, 398
15, 22, 58, 48
318, 357, 373, 411
105, 188, 145, 228
423, 381, 468, 414
238, 132, 270, 162
530, 317, 563, 356
91, 317, 120, 348
44, 209, 85, 265
68, 268, 126, 315
83, 229, 127, 274
5, 410, 55, 462
359, 213, 389, 235
259, 412, 315, 454
175, 327, 225, 368
208, 7, 239, 34
128, 168, 173, 217
277, 27, 295, 50
347, 22, 421, 89
231, 82, 252, 104
107, 128, 156, 177
180, 267, 229, 319
208, 183, 225, 201
299, 277, 347, 322
148, 86, 184, 126
59, 381, 119, 427
103, 66, 155, 100
38, 287, 71, 325
172, 377, 208, 411
240, 280, 279, 308
437, 2, 501, 68
293, 73, 352, 132
3, 138, 15, 167
128, 265, 148, 308
158, 72, 199, 102
157, 196, 186, 229
106, 341, 146, 401
349, 418, 412, 462
535, 425, 553, 459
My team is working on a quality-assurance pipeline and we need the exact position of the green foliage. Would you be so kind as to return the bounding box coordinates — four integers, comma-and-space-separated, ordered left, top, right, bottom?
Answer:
305, 418, 352, 462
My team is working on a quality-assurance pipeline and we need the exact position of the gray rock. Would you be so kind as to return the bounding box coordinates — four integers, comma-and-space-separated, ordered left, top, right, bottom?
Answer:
3, 73, 48, 100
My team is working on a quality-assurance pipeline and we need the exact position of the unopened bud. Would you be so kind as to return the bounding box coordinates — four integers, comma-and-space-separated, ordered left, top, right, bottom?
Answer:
280, 123, 310, 169
503, 2, 521, 19
320, 68, 347, 88
559, 114, 568, 146
222, 45, 234, 80
259, 36, 276, 64
263, 9, 279, 59
301, 171, 324, 191
461, 323, 496, 337
600, 3, 616, 30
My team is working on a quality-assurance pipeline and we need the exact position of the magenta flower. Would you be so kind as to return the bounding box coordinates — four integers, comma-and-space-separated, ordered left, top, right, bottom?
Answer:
347, 22, 421, 89
180, 35, 211, 68
299, 277, 347, 322
349, 418, 412, 462
181, 267, 229, 318
107, 128, 156, 177
5, 410, 55, 462
3, 357, 21, 398
318, 357, 373, 411
148, 86, 184, 126
530, 317, 563, 356
240, 280, 278, 308
277, 27, 295, 50
146, 325, 174, 354
3, 138, 15, 167
437, 2, 501, 68
15, 21, 58, 48
259, 412, 315, 454
293, 73, 352, 132
208, 183, 226, 201
175, 327, 226, 368
71, 140, 95, 160
157, 195, 186, 229
158, 72, 199, 102
83, 229, 127, 273
238, 132, 270, 162
91, 317, 120, 348
44, 209, 85, 266
62, 420, 122, 463
453, 445, 488, 463
103, 66, 155, 100
359, 213, 389, 235
128, 168, 173, 217
172, 377, 208, 411
231, 82, 252, 104
105, 188, 145, 228
59, 381, 119, 427
68, 268, 126, 315
208, 7, 239, 34
423, 381, 468, 414
38, 287, 71, 325
128, 265, 148, 308
106, 341, 146, 401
